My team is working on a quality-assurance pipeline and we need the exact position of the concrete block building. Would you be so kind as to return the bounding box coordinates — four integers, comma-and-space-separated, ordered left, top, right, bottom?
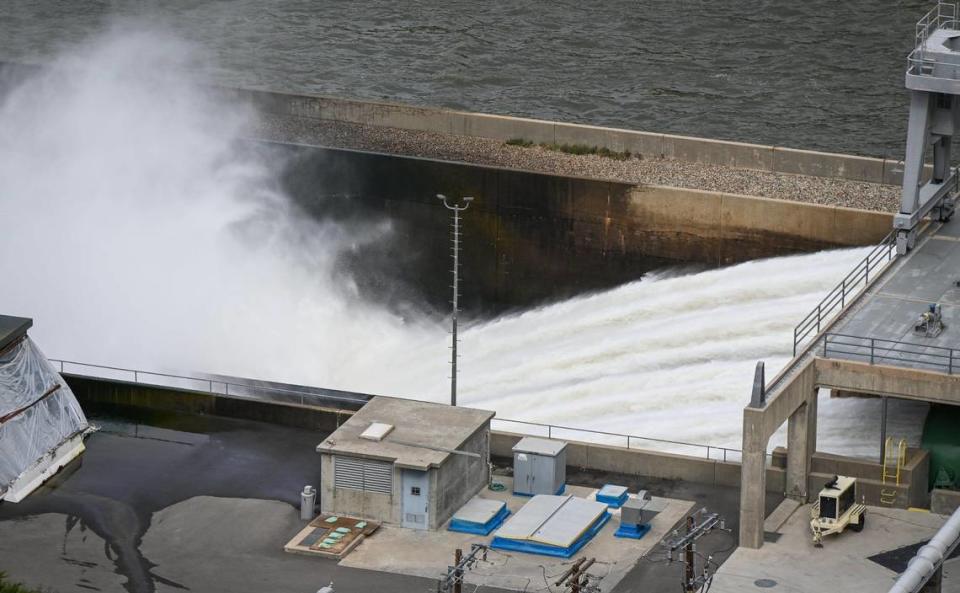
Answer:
316, 396, 494, 530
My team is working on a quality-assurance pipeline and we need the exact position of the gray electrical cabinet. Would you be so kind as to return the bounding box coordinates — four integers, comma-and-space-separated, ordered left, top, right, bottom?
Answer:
621, 490, 666, 527
512, 437, 567, 496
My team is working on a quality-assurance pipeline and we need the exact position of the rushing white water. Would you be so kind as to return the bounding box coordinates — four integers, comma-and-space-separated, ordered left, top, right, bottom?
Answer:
450, 258, 929, 456
0, 29, 928, 459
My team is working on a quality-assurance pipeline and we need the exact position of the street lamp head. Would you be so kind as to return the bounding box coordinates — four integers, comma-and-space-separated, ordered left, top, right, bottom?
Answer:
463, 196, 474, 203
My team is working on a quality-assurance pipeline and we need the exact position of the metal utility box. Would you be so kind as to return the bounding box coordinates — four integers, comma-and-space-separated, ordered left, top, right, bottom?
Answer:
621, 491, 664, 526
512, 437, 567, 496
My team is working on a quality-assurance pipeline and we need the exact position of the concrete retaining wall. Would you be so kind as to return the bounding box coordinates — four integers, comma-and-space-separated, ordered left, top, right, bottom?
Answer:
238, 87, 904, 185
67, 375, 352, 433
773, 447, 931, 509
75, 374, 933, 506
280, 145, 893, 312
932, 488, 960, 515
626, 186, 893, 265
490, 431, 786, 493
70, 374, 788, 492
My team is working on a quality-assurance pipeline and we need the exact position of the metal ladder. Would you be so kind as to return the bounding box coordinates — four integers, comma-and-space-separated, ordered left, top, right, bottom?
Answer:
881, 437, 907, 505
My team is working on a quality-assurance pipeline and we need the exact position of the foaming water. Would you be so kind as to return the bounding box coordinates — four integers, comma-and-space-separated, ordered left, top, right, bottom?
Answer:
448, 254, 928, 456
0, 30, 927, 459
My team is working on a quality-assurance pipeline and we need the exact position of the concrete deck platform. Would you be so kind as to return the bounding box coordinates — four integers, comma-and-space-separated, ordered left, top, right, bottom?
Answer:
713, 505, 960, 593
830, 217, 960, 372
339, 476, 693, 591
0, 404, 772, 593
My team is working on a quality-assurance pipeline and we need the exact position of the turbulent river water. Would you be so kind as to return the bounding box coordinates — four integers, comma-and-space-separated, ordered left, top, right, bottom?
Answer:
0, 0, 933, 156
0, 12, 931, 458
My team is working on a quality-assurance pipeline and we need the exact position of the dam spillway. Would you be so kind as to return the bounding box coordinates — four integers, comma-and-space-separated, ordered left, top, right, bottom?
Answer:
0, 36, 922, 460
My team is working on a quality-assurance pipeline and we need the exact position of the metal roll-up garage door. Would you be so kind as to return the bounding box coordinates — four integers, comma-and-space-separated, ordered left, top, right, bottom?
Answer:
334, 456, 393, 494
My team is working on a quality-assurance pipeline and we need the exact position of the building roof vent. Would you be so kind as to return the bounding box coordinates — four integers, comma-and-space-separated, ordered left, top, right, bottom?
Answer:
360, 422, 394, 442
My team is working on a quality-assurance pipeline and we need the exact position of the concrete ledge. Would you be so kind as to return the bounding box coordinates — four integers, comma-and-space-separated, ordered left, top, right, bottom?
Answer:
763, 498, 801, 533
232, 84, 896, 185
626, 186, 892, 266
66, 375, 353, 432
773, 147, 885, 184
663, 134, 774, 171
815, 358, 960, 405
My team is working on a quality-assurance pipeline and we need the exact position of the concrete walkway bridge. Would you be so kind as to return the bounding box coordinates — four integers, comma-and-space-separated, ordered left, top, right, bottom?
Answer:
739, 214, 960, 548
740, 0, 960, 550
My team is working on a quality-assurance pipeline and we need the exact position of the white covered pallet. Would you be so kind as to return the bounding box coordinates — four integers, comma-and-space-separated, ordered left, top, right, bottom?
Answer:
0, 337, 89, 502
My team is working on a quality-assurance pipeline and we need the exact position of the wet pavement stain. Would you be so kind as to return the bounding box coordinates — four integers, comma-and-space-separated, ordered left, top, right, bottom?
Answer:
0, 404, 326, 593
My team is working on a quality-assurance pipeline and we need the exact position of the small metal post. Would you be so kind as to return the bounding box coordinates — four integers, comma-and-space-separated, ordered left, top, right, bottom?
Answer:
880, 396, 889, 465
870, 339, 875, 365
454, 549, 462, 593
438, 194, 473, 407
684, 515, 695, 593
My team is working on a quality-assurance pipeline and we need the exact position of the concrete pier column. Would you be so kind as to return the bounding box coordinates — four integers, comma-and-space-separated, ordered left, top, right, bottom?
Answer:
900, 91, 932, 215
785, 394, 818, 501
739, 407, 769, 549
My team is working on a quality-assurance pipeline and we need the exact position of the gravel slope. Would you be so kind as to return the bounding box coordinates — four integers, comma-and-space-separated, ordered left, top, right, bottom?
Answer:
255, 114, 901, 213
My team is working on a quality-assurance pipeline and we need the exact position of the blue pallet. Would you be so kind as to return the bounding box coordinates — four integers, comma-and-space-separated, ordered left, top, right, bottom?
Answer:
595, 492, 628, 508
490, 511, 611, 558
512, 484, 566, 497
614, 523, 652, 539
448, 505, 511, 536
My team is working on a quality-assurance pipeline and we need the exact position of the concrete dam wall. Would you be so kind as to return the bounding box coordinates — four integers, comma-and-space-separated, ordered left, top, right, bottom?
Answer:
0, 60, 893, 313
279, 144, 892, 313
243, 87, 907, 186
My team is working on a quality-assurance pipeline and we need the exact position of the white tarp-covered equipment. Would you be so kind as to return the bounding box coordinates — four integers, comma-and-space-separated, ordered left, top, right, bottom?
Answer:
0, 337, 89, 499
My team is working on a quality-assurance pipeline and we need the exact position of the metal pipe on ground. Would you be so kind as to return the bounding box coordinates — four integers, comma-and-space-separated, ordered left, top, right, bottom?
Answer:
888, 505, 960, 593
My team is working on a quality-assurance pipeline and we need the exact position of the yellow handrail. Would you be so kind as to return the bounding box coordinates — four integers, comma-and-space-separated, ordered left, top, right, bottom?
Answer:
882, 437, 908, 486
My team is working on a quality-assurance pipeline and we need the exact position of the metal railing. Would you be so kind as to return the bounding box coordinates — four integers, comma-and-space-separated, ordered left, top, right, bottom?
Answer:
822, 332, 959, 375
50, 358, 749, 463
51, 359, 370, 409
490, 418, 745, 463
792, 231, 898, 356
908, 1, 960, 76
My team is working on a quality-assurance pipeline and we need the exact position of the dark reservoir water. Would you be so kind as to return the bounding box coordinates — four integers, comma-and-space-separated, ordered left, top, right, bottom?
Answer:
0, 0, 931, 157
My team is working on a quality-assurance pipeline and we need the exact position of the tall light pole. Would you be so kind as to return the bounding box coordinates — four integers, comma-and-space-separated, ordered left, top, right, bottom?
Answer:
438, 193, 473, 406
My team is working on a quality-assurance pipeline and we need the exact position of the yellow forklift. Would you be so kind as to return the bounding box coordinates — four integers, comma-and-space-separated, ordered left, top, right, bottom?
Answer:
810, 476, 866, 546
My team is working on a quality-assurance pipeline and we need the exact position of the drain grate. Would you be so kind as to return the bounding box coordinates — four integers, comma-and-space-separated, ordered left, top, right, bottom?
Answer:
754, 578, 777, 588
